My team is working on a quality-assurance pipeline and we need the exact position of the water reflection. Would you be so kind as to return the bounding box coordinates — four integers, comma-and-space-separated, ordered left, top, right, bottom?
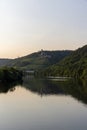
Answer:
22, 77, 87, 104
0, 76, 87, 105
0, 81, 22, 93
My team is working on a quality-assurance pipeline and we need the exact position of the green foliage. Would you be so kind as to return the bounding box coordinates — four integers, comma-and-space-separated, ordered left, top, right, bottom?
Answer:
0, 67, 23, 82
41, 45, 87, 79
5, 50, 71, 70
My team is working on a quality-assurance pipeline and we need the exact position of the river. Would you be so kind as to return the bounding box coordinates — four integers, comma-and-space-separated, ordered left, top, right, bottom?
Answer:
0, 76, 87, 130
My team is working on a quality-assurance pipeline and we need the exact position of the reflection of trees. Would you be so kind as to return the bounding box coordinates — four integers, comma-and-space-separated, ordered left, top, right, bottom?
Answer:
22, 77, 87, 105
0, 81, 22, 93
22, 77, 64, 96
0, 76, 87, 105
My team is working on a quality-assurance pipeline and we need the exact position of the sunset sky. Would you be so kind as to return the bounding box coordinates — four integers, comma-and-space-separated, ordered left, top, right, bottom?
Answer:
0, 0, 87, 58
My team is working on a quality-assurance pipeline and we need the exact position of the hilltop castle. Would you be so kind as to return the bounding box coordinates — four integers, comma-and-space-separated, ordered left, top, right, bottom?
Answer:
40, 49, 51, 58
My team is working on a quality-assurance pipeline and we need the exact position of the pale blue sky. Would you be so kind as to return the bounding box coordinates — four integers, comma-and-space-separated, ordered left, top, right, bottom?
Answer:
0, 0, 87, 58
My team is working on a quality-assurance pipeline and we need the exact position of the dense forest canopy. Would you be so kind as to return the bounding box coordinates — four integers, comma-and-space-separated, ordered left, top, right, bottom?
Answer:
41, 45, 87, 79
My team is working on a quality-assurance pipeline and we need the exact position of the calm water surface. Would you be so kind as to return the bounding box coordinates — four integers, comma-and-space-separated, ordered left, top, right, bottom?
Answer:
0, 76, 87, 130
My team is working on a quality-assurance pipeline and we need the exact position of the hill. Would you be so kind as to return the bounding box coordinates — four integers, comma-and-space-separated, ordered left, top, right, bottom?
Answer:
6, 50, 72, 70
42, 45, 87, 79
0, 59, 11, 66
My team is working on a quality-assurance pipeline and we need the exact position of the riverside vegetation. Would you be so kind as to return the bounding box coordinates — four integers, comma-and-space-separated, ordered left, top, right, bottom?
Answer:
0, 67, 23, 82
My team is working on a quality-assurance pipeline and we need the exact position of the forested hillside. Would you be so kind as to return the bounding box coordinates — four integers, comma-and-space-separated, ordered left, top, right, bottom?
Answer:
6, 50, 71, 70
42, 45, 87, 79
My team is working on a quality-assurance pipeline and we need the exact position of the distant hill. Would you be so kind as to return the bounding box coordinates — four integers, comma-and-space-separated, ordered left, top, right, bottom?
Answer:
5, 50, 72, 70
0, 59, 11, 66
43, 45, 87, 79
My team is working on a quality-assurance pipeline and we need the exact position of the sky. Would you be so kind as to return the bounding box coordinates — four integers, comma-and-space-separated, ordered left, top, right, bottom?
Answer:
0, 0, 87, 58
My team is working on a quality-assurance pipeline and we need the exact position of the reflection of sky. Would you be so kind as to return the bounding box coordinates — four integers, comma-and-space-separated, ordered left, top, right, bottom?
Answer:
0, 86, 87, 130
0, 0, 87, 58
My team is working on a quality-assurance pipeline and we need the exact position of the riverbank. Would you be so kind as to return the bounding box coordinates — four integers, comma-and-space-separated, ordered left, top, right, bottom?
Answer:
0, 67, 23, 82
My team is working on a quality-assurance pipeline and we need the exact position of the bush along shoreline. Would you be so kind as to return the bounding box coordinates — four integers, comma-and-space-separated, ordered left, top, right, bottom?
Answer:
0, 67, 23, 82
